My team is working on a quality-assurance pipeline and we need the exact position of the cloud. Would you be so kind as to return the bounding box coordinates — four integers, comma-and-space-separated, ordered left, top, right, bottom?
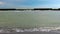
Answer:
1, 0, 60, 8
0, 1, 5, 5
35, 4, 60, 8
4, 0, 27, 2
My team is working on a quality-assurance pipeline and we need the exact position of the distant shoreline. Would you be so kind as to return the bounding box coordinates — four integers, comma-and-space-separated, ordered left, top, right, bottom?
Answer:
0, 8, 60, 11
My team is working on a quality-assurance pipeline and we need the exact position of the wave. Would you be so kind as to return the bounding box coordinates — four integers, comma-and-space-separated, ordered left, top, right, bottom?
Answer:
0, 27, 60, 33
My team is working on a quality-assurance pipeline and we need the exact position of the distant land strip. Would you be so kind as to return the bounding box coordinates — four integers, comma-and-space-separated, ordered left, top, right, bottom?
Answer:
0, 8, 60, 11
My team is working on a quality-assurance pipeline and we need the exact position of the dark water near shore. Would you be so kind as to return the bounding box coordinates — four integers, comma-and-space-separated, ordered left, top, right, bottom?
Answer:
0, 32, 60, 34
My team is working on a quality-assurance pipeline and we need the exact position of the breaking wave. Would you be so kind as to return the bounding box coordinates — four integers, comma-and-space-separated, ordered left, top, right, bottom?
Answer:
0, 27, 60, 33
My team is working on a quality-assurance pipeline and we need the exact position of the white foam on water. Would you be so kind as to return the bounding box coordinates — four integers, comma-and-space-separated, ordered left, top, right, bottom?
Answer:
0, 27, 60, 33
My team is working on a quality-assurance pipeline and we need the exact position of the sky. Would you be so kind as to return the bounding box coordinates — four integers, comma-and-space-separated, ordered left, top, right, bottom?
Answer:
0, 0, 60, 8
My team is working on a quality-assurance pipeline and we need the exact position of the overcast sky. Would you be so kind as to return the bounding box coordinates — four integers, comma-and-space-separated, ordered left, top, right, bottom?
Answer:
0, 0, 60, 8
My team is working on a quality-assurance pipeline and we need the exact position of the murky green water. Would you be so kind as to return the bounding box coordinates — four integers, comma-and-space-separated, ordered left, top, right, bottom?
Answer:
0, 11, 60, 28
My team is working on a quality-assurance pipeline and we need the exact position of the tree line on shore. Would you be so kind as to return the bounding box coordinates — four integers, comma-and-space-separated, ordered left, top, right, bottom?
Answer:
0, 8, 60, 11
